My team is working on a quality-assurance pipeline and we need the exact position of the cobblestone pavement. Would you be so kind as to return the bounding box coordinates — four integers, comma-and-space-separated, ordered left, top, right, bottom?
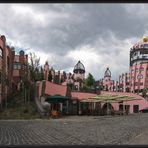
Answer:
0, 114, 148, 145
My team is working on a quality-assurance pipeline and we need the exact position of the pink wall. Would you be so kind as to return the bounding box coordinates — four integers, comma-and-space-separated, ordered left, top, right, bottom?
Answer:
130, 63, 148, 92
45, 81, 67, 96
71, 91, 96, 100
101, 91, 148, 113
37, 80, 148, 114
123, 99, 148, 113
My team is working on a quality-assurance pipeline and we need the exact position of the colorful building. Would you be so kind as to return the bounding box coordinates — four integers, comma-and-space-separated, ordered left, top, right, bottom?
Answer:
100, 67, 118, 92
129, 36, 148, 93
100, 36, 148, 94
0, 34, 28, 107
0, 35, 13, 106
43, 60, 85, 91
12, 50, 28, 91
118, 72, 130, 92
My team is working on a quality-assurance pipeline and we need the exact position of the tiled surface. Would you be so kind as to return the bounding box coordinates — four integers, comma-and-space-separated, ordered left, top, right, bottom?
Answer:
0, 114, 148, 145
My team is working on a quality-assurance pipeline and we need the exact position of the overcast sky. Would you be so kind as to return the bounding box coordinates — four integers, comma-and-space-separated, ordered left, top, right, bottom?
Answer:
0, 4, 148, 80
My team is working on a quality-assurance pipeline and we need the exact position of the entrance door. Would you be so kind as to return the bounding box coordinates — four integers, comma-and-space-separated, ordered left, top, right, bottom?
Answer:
133, 105, 139, 113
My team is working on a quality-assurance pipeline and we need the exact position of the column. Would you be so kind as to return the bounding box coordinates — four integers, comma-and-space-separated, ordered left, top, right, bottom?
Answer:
78, 101, 81, 115
94, 102, 96, 110
66, 100, 69, 114
60, 103, 63, 112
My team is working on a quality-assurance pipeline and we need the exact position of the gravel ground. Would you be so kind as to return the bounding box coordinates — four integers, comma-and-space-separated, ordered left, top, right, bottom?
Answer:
0, 113, 148, 145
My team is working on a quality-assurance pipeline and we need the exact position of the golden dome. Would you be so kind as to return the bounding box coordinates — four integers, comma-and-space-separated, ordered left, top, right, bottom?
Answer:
143, 36, 148, 42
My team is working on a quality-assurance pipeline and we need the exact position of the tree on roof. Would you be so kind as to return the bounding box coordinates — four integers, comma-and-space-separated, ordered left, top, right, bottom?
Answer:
142, 88, 147, 98
48, 69, 53, 82
85, 73, 95, 88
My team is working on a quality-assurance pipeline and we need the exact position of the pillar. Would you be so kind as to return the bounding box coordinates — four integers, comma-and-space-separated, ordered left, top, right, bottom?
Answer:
94, 102, 96, 110
66, 100, 69, 114
60, 103, 63, 112
78, 101, 81, 115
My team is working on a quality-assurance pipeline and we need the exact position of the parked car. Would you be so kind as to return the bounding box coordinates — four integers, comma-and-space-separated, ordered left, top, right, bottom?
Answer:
139, 108, 148, 113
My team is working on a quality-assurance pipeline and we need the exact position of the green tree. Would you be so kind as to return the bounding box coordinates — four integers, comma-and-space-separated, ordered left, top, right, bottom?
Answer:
142, 88, 147, 98
85, 73, 95, 88
48, 69, 53, 82
22, 52, 41, 103
29, 52, 40, 82
38, 67, 44, 81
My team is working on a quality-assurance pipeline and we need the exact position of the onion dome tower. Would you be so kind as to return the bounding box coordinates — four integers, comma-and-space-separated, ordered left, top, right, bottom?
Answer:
104, 67, 111, 78
103, 67, 112, 91
73, 60, 85, 74
73, 61, 85, 90
130, 36, 148, 66
73, 60, 85, 80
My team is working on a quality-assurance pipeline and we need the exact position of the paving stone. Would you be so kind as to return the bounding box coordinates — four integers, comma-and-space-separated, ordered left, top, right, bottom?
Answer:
0, 114, 148, 145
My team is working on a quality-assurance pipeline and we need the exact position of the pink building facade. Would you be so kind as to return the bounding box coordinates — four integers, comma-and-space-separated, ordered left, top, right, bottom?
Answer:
36, 80, 148, 114
100, 37, 148, 94
0, 35, 14, 105
0, 34, 28, 107
12, 50, 28, 91
43, 60, 85, 91
100, 67, 119, 92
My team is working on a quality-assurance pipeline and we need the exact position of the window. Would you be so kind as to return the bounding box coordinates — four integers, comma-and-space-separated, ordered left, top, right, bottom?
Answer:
0, 72, 1, 84
0, 47, 3, 58
14, 56, 19, 62
134, 82, 138, 86
7, 56, 10, 69
133, 52, 137, 56
22, 65, 24, 70
137, 74, 143, 79
139, 67, 144, 71
135, 68, 138, 72
13, 64, 17, 69
18, 64, 21, 69
126, 82, 129, 85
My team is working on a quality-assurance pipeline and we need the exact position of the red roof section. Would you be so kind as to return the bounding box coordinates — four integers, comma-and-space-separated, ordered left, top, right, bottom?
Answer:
44, 80, 144, 100
71, 91, 96, 100
45, 81, 67, 96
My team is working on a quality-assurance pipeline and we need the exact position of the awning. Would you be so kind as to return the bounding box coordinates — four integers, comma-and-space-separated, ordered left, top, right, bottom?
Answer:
80, 99, 101, 103
45, 94, 70, 103
84, 93, 142, 103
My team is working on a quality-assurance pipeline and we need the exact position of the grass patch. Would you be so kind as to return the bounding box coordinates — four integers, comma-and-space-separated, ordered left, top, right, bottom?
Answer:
0, 102, 41, 120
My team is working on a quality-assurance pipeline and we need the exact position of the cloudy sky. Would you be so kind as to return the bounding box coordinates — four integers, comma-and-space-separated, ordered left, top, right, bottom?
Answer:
0, 4, 148, 80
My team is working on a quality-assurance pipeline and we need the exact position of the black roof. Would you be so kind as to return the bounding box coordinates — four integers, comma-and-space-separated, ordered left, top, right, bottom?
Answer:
104, 67, 111, 77
73, 60, 85, 73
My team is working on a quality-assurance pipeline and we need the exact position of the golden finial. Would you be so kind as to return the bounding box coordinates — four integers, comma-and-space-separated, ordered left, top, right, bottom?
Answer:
143, 36, 148, 42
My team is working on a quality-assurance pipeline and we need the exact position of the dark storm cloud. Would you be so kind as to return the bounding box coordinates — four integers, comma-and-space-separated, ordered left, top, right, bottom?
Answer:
1, 4, 145, 53
0, 4, 148, 79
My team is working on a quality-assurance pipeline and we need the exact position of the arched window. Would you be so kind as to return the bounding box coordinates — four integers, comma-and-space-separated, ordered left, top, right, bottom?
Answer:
137, 74, 143, 79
